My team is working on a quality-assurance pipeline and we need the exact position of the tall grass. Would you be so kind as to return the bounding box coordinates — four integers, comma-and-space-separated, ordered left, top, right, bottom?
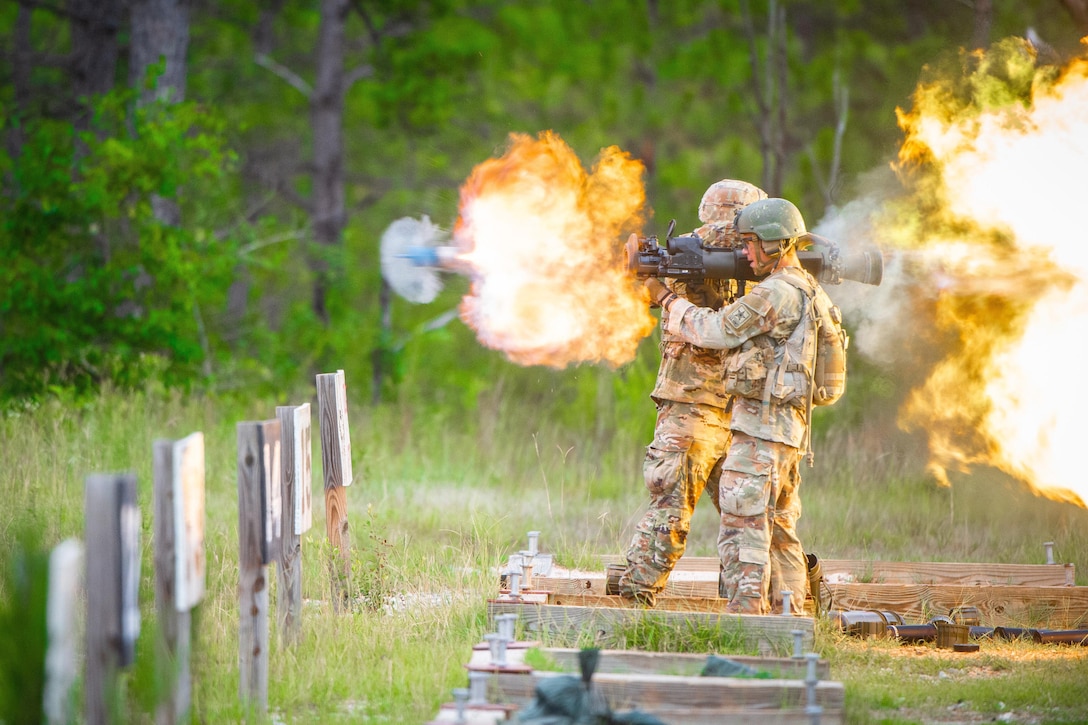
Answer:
2, 383, 1086, 723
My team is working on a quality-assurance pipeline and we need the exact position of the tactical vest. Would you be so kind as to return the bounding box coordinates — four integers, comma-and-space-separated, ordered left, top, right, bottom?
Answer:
776, 271, 849, 408
723, 269, 848, 460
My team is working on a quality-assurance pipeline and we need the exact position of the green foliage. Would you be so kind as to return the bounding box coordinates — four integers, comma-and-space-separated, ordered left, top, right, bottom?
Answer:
365, 8, 498, 131
609, 615, 760, 656
0, 88, 240, 401
830, 635, 1088, 723
350, 503, 395, 611
3, 1, 1081, 410
0, 527, 49, 725
2, 388, 1088, 721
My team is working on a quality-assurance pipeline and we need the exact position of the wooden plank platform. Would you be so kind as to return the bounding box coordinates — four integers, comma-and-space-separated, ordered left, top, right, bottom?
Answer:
597, 555, 1075, 586
821, 560, 1075, 587
521, 646, 830, 679
826, 583, 1088, 629
487, 598, 813, 656
445, 647, 840, 725
538, 565, 1079, 600
490, 670, 844, 725
527, 556, 1087, 629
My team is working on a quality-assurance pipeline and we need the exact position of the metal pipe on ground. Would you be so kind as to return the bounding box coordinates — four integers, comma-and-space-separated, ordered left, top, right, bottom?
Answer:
888, 624, 995, 644
830, 609, 904, 638
994, 627, 1040, 641
888, 624, 937, 643
1033, 629, 1088, 645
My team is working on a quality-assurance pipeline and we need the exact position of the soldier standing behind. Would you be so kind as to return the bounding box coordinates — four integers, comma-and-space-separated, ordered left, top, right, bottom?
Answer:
617, 179, 767, 608
645, 198, 835, 615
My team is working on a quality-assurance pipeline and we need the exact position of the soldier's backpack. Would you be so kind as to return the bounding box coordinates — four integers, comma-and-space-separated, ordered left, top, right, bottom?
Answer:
776, 270, 849, 408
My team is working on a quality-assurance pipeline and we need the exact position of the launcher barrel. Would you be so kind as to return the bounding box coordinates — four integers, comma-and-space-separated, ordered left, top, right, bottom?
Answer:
626, 232, 883, 286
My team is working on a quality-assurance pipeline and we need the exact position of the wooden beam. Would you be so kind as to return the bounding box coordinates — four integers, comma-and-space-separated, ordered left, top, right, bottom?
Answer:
536, 569, 713, 598
826, 583, 1088, 629
819, 560, 1074, 587
547, 592, 735, 612
276, 404, 311, 644
469, 646, 829, 679
596, 555, 1075, 587
84, 474, 140, 725
44, 540, 83, 725
152, 438, 196, 725
236, 421, 279, 715
316, 370, 352, 612
487, 600, 812, 656
490, 670, 844, 721
542, 564, 1087, 628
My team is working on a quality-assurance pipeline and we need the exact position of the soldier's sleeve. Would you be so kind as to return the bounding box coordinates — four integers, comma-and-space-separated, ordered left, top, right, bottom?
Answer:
662, 287, 777, 350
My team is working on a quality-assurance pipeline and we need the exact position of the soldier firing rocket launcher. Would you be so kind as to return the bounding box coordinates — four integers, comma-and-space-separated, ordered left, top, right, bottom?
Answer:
380, 215, 883, 307
626, 219, 884, 286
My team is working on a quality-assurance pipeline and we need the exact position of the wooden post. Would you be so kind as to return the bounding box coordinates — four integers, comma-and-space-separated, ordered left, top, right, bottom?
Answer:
153, 433, 205, 725
236, 420, 281, 715
84, 474, 141, 725
44, 539, 83, 725
275, 404, 313, 644
316, 370, 353, 611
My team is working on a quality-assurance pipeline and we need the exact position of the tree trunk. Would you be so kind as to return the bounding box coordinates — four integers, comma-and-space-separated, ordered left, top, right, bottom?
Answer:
129, 0, 190, 227
129, 0, 200, 369
129, 0, 191, 105
7, 4, 33, 157
742, 0, 788, 196
372, 280, 392, 404
770, 1, 788, 196
310, 0, 350, 325
970, 0, 992, 50
1059, 0, 1088, 36
68, 0, 122, 104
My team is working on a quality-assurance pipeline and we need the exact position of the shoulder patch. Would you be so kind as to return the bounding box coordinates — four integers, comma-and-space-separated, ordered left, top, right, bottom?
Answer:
724, 295, 772, 332
727, 305, 755, 330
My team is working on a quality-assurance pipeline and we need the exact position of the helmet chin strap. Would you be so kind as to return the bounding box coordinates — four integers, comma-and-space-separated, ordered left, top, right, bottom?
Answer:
761, 237, 796, 274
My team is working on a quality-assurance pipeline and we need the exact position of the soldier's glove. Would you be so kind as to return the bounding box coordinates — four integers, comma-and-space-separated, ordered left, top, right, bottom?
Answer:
645, 278, 679, 311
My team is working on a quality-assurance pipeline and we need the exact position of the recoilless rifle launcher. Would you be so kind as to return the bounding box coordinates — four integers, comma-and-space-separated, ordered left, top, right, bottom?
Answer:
627, 220, 884, 286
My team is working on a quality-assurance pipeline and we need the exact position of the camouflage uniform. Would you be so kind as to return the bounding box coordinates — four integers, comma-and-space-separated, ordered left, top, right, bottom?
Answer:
616, 268, 735, 605
618, 180, 767, 607
660, 266, 817, 614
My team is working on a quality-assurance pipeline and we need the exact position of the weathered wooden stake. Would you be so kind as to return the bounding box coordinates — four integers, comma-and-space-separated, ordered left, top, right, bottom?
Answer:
44, 538, 83, 725
84, 473, 141, 725
236, 420, 281, 715
316, 370, 353, 612
276, 404, 313, 644
153, 433, 206, 725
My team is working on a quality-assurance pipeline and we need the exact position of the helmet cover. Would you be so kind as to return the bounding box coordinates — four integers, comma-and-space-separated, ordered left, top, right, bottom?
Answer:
735, 197, 807, 246
698, 179, 768, 225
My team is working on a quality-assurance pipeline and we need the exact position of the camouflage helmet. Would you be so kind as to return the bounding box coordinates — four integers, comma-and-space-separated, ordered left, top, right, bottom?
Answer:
735, 197, 806, 245
698, 179, 768, 225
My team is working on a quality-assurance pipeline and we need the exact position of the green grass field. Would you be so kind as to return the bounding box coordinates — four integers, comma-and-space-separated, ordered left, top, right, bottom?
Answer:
2, 387, 1087, 724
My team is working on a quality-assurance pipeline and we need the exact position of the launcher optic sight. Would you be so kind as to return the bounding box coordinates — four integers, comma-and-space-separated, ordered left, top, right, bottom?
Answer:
626, 219, 884, 286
